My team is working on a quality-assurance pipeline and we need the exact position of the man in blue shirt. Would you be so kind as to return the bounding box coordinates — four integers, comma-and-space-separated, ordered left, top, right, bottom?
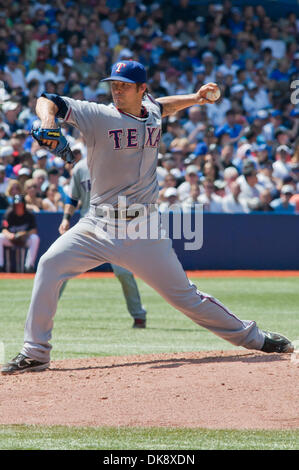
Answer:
215, 110, 243, 142
270, 185, 296, 214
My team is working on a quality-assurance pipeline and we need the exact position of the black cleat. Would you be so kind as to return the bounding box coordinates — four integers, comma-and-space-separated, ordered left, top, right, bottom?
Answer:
261, 331, 294, 353
1, 353, 50, 375
133, 318, 146, 329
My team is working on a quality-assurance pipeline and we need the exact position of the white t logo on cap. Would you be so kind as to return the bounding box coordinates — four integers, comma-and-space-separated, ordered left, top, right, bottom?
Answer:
115, 62, 127, 73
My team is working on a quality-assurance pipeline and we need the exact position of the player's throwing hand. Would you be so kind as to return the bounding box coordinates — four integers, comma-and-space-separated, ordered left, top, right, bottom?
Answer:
195, 82, 221, 105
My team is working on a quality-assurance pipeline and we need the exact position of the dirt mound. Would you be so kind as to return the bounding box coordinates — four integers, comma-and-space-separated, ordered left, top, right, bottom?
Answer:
1, 350, 298, 429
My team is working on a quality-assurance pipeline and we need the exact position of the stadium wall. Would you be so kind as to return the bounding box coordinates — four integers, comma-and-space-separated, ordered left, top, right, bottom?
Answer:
1, 211, 298, 271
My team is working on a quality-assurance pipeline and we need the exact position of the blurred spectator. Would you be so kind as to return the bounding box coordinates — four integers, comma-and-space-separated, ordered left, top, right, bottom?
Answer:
0, 192, 9, 210
17, 167, 32, 193
290, 191, 299, 214
214, 179, 227, 197
270, 184, 296, 213
70, 143, 84, 165
0, 164, 10, 194
257, 160, 277, 194
202, 160, 218, 182
177, 165, 199, 202
183, 105, 206, 143
2, 101, 22, 134
159, 187, 180, 212
242, 82, 270, 117
256, 188, 275, 212
220, 145, 238, 170
4, 56, 26, 91
0, 194, 40, 273
33, 149, 50, 171
158, 171, 178, 203
206, 93, 231, 127
261, 25, 286, 60
215, 110, 243, 144
272, 145, 293, 181
42, 167, 67, 203
237, 160, 264, 209
42, 183, 64, 212
162, 118, 185, 150
223, 166, 239, 193
198, 179, 223, 213
5, 180, 22, 205
181, 183, 202, 211
25, 55, 57, 96
262, 110, 283, 145
32, 169, 48, 197
24, 179, 43, 212
222, 181, 248, 213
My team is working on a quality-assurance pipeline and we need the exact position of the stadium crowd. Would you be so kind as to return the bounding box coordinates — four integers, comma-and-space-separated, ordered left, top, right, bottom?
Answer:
0, 0, 299, 216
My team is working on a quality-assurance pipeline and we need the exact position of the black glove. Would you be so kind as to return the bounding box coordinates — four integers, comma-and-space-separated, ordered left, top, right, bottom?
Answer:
31, 127, 75, 164
11, 231, 28, 247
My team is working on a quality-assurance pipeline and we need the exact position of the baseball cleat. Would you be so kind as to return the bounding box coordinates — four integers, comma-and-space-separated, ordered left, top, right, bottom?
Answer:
1, 353, 50, 375
261, 331, 294, 353
133, 318, 146, 329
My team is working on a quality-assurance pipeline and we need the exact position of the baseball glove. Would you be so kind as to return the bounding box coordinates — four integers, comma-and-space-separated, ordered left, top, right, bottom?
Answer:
11, 231, 28, 247
31, 127, 75, 163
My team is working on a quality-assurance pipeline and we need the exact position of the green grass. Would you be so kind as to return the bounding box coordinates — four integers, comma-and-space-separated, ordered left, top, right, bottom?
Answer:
0, 275, 299, 450
0, 276, 298, 361
0, 425, 299, 450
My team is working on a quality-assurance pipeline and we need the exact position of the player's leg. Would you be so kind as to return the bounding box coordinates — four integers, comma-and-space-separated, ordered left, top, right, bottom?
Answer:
120, 237, 265, 350
19, 219, 109, 363
58, 280, 68, 299
111, 263, 146, 326
0, 234, 13, 270
24, 233, 40, 271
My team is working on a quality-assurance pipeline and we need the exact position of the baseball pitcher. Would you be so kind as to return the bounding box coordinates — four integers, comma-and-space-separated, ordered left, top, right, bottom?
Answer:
2, 61, 293, 374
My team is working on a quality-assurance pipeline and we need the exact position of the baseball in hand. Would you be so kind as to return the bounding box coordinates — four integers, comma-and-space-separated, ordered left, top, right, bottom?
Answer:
205, 86, 221, 102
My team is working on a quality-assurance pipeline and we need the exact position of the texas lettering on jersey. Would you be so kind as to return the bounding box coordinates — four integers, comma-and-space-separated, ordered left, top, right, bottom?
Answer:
80, 179, 91, 192
108, 126, 161, 150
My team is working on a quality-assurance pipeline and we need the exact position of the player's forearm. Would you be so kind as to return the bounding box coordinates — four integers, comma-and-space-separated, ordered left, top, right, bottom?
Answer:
63, 204, 76, 220
36, 97, 59, 128
156, 94, 198, 118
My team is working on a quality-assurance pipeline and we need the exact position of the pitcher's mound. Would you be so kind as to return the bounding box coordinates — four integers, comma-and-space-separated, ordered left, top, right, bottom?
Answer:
1, 350, 299, 429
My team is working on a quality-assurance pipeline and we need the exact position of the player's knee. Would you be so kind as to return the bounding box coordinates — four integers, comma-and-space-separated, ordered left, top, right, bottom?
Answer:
37, 250, 61, 275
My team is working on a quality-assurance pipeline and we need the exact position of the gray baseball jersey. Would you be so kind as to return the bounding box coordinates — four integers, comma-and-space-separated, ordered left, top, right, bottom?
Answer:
62, 94, 161, 208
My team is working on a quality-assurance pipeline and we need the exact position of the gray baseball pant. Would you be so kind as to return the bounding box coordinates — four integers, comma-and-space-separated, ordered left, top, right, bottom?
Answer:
21, 216, 264, 362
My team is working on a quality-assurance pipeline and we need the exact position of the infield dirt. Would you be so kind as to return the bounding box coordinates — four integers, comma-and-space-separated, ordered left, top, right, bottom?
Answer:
1, 350, 298, 430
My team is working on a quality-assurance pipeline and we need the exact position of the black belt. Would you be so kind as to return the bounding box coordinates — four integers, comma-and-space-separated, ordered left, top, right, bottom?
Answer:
91, 205, 157, 220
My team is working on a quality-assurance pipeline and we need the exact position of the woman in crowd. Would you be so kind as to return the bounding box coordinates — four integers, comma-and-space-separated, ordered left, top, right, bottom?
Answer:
42, 184, 64, 212
24, 178, 43, 212
5, 180, 22, 205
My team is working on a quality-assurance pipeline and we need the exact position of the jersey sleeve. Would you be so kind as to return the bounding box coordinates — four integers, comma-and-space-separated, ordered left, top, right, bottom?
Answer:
41, 93, 105, 142
143, 93, 163, 116
68, 166, 82, 202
